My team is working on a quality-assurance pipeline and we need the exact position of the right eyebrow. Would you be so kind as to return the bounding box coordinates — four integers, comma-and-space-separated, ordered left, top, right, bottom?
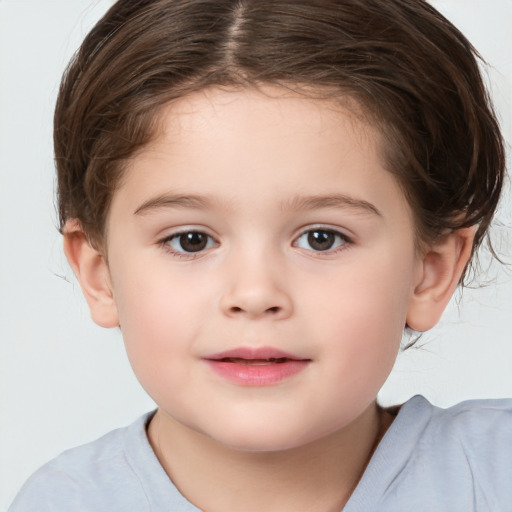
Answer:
133, 193, 213, 216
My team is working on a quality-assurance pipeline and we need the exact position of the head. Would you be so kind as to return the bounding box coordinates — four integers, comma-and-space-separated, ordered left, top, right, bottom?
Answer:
56, 0, 504, 264
58, 0, 505, 450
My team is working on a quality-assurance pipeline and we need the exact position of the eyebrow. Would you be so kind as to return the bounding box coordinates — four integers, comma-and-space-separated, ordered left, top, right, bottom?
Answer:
282, 194, 382, 217
134, 194, 213, 215
133, 192, 382, 217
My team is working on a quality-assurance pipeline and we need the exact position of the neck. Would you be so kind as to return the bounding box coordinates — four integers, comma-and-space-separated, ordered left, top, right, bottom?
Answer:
148, 402, 392, 512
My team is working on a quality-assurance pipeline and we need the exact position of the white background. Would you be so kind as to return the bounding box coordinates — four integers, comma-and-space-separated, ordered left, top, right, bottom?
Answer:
0, 0, 510, 509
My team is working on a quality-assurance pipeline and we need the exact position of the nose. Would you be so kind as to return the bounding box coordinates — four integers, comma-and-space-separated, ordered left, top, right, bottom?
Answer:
219, 253, 293, 320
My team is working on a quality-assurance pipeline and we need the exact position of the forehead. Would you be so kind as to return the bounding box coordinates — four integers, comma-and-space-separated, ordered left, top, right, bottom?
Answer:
113, 85, 411, 226
161, 85, 365, 128
154, 86, 378, 156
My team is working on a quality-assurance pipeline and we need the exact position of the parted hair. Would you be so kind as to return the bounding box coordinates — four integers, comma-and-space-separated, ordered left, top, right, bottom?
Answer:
54, 0, 505, 283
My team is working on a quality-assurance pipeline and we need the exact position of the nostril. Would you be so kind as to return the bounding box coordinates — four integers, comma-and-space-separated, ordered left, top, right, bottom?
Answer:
228, 305, 281, 315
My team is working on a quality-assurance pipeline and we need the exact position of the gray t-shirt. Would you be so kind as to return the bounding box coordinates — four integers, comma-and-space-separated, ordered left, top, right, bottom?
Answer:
8, 395, 512, 511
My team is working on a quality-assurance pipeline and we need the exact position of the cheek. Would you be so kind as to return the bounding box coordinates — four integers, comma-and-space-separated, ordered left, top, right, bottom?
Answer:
307, 251, 414, 377
113, 254, 206, 329
110, 259, 212, 385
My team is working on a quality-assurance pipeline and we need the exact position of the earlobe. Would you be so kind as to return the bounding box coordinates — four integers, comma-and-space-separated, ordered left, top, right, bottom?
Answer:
406, 227, 475, 332
63, 220, 120, 328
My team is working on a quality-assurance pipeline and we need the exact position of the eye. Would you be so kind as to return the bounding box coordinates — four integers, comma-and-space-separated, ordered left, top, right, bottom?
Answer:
165, 231, 217, 253
294, 228, 349, 252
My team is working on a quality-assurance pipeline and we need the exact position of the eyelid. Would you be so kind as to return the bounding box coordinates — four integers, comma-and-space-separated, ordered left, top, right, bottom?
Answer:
157, 225, 218, 241
294, 224, 353, 241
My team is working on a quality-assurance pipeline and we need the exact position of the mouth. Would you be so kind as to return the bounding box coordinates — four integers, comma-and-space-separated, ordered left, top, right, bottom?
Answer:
206, 346, 307, 361
204, 347, 311, 386
215, 357, 294, 366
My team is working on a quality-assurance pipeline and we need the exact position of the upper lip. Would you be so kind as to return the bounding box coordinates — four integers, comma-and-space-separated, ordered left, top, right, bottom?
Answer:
204, 346, 309, 361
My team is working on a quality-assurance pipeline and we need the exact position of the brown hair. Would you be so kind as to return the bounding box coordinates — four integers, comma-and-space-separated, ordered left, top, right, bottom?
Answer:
55, 0, 505, 283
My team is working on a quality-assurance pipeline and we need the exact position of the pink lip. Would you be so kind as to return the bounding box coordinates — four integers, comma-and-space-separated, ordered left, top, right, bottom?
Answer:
204, 347, 310, 386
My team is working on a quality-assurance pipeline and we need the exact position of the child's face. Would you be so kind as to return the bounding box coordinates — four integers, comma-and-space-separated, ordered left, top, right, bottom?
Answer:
104, 86, 423, 451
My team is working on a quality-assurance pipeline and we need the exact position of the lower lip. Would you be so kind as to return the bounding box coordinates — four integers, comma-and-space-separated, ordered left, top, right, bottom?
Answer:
205, 360, 309, 386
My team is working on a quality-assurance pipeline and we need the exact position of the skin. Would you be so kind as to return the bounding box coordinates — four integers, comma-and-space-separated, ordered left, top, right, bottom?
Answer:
65, 86, 475, 511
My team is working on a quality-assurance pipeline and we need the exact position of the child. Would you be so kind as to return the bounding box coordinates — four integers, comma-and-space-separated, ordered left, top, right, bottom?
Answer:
8, 0, 511, 510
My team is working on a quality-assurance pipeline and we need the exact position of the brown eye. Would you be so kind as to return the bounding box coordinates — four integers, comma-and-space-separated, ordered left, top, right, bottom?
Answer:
295, 229, 348, 252
168, 231, 214, 253
308, 230, 335, 250
180, 232, 207, 252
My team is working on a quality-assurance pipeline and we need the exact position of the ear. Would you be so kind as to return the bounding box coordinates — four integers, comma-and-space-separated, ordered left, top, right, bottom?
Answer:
63, 220, 120, 328
406, 227, 475, 332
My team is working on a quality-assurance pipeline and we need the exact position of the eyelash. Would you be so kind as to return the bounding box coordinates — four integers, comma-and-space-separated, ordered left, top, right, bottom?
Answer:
158, 227, 352, 259
159, 230, 218, 259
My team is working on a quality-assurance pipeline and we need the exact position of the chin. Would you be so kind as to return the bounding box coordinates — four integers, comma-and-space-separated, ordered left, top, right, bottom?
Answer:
201, 419, 330, 454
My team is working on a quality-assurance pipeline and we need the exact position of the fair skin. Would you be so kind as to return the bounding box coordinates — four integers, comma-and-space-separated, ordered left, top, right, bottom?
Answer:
64, 86, 474, 511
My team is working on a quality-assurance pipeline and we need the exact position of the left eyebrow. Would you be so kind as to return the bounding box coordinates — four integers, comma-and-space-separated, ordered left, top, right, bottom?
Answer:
281, 194, 382, 217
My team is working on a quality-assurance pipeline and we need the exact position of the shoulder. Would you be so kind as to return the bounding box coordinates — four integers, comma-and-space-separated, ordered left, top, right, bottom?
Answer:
396, 396, 512, 509
409, 395, 512, 452
348, 396, 512, 511
398, 395, 512, 466
8, 413, 155, 512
